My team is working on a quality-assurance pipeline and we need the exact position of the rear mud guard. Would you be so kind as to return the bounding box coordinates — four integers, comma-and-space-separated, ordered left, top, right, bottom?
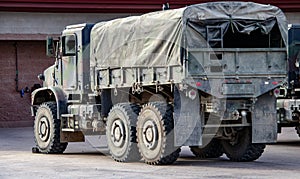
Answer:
252, 93, 277, 143
173, 86, 202, 146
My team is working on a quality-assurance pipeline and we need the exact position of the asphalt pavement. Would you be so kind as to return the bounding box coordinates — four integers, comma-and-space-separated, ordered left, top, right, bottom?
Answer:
1, 127, 300, 179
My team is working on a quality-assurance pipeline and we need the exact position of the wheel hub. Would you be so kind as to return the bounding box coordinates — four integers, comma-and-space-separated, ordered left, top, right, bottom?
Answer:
142, 120, 158, 149
111, 120, 125, 147
39, 117, 50, 142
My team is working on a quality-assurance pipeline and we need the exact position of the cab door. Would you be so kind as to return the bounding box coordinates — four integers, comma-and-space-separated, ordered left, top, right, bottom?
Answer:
61, 34, 77, 90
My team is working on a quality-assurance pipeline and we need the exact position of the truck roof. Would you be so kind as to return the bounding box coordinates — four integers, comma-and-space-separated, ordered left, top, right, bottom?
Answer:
65, 23, 94, 30
90, 2, 288, 69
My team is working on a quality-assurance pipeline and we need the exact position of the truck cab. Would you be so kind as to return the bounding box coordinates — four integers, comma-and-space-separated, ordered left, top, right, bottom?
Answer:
31, 24, 95, 151
54, 24, 94, 100
32, 23, 94, 118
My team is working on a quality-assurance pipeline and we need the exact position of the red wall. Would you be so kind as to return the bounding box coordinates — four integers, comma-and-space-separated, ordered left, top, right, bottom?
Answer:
0, 41, 54, 127
0, 0, 300, 13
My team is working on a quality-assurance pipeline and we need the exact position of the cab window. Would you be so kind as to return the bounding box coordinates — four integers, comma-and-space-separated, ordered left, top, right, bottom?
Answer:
63, 35, 76, 56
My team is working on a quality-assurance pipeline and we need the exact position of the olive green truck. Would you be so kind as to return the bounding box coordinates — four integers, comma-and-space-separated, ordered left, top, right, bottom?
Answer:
31, 2, 288, 165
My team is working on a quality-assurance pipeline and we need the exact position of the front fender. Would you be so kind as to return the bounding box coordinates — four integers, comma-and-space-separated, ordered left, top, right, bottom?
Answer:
31, 87, 67, 119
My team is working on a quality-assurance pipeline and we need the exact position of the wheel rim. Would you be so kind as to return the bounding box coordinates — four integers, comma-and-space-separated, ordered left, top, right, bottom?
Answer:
38, 116, 50, 142
110, 119, 126, 148
142, 119, 158, 150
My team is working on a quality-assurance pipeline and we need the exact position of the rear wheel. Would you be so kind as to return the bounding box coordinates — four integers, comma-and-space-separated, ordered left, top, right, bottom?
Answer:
137, 102, 180, 165
190, 139, 224, 158
106, 103, 141, 162
221, 127, 265, 162
34, 102, 68, 154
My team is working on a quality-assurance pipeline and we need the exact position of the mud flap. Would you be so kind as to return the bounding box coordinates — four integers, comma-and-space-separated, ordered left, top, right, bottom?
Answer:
173, 87, 202, 146
252, 93, 277, 143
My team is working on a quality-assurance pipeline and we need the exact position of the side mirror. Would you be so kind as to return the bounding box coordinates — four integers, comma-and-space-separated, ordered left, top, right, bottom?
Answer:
37, 74, 45, 81
46, 36, 55, 57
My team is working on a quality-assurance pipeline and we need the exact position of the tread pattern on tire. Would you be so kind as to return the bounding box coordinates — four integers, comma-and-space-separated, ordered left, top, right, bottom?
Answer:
222, 127, 265, 162
34, 102, 68, 154
107, 103, 141, 162
190, 139, 224, 159
229, 143, 265, 162
138, 102, 180, 165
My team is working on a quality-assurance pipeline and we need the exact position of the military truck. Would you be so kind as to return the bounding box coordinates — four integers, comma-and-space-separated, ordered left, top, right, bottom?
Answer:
31, 2, 288, 165
277, 25, 300, 135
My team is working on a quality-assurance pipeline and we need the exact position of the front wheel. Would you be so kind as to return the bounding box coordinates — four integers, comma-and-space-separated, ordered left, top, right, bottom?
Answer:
221, 127, 265, 162
34, 102, 68, 153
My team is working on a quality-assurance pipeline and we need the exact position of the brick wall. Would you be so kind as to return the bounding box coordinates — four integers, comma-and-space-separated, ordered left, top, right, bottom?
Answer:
0, 41, 53, 127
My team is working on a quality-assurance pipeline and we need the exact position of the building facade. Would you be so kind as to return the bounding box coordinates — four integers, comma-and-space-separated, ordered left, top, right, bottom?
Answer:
0, 0, 300, 127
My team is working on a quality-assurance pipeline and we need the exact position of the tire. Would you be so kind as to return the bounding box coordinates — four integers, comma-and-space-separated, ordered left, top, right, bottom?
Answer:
34, 102, 68, 154
190, 139, 224, 158
137, 102, 180, 165
221, 127, 265, 162
106, 103, 141, 162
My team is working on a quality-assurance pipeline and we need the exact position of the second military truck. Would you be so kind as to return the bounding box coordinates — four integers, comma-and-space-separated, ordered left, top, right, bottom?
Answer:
31, 2, 288, 165
276, 25, 300, 136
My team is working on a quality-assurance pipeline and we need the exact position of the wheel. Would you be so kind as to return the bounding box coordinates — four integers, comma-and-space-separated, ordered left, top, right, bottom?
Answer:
34, 102, 68, 153
137, 102, 180, 165
221, 127, 265, 162
106, 103, 141, 162
190, 139, 224, 158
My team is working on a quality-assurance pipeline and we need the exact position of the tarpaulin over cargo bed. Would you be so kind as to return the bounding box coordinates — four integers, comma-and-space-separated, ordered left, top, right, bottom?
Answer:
90, 1, 287, 69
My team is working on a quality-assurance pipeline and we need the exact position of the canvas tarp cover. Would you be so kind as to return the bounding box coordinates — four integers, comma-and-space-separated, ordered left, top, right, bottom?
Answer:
90, 2, 287, 69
